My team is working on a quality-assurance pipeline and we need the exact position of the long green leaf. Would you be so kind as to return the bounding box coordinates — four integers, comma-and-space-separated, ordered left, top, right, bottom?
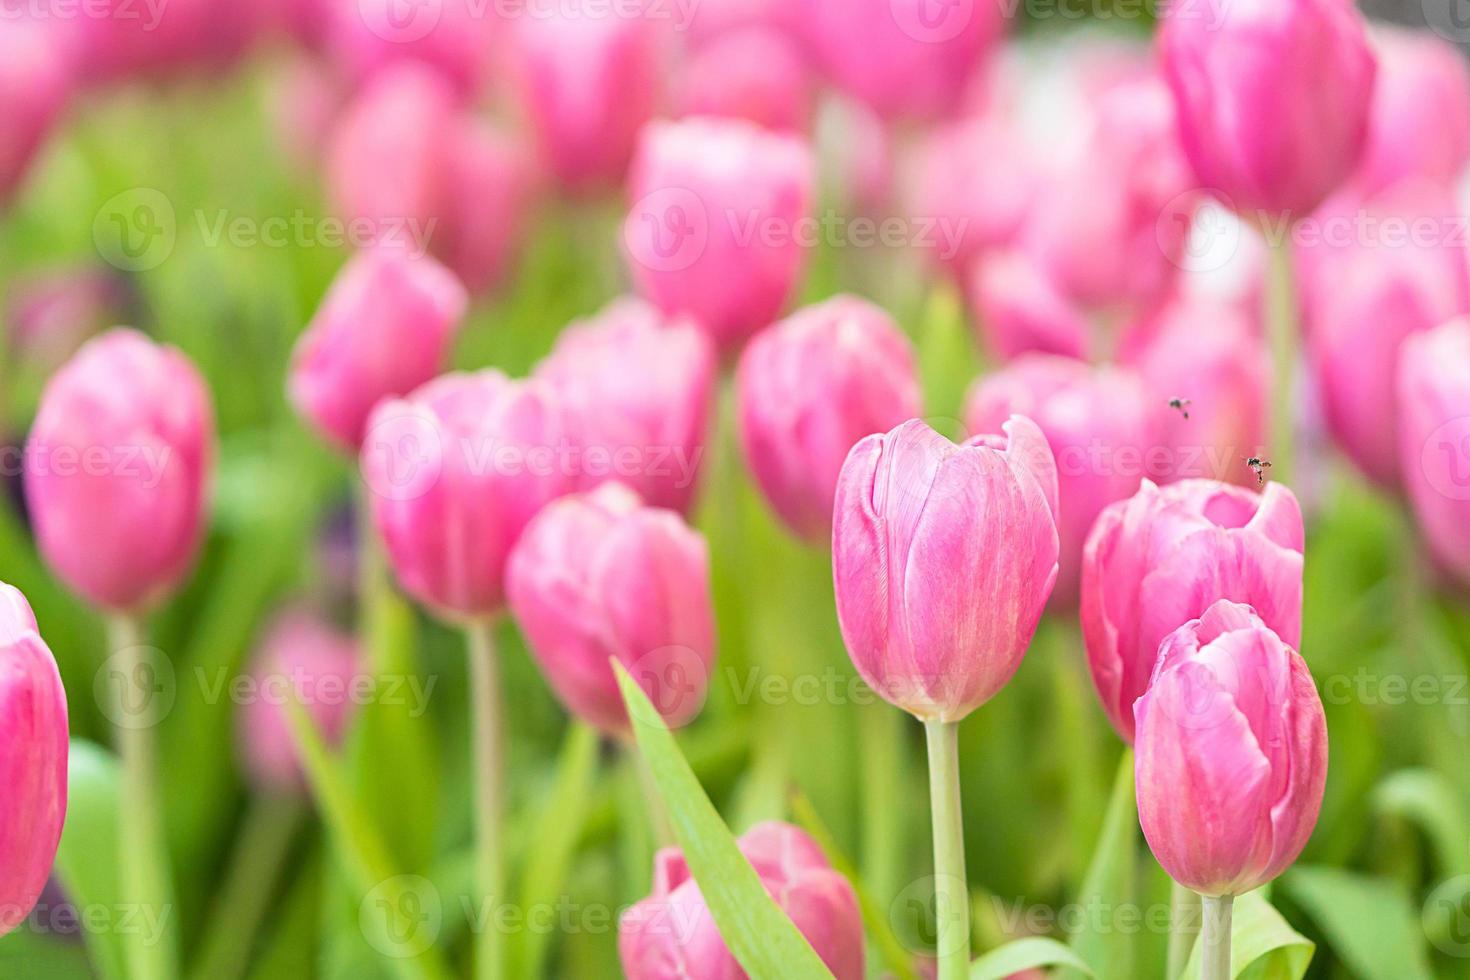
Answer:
1059, 748, 1137, 980
614, 661, 835, 980
1373, 769, 1470, 878
1179, 891, 1313, 979
53, 740, 128, 980
969, 937, 1097, 980
1282, 866, 1433, 980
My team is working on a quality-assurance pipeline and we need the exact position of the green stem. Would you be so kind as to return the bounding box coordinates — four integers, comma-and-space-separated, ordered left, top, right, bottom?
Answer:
1200, 894, 1233, 980
465, 621, 505, 980
924, 719, 970, 980
1265, 236, 1297, 484
1167, 881, 1199, 980
861, 701, 903, 904
108, 613, 179, 980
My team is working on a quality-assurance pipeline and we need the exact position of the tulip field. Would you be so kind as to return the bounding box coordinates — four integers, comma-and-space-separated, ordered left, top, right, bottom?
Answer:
6, 1, 1470, 979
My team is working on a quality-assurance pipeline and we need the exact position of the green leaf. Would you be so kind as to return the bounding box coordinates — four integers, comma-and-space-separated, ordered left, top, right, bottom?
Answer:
0, 929, 95, 980
53, 740, 128, 980
1373, 769, 1470, 878
614, 660, 835, 980
1059, 748, 1137, 980
1281, 866, 1433, 980
969, 937, 1097, 980
1179, 891, 1313, 979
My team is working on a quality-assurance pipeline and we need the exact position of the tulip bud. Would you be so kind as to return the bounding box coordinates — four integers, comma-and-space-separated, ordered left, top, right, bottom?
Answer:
1160, 0, 1376, 220
1135, 600, 1327, 897
620, 822, 864, 980
506, 483, 715, 734
1398, 318, 1470, 586
238, 611, 362, 794
736, 296, 921, 541
0, 17, 72, 204
964, 356, 1153, 605
1081, 479, 1304, 743
833, 417, 1059, 722
437, 121, 537, 295
288, 246, 468, 451
965, 249, 1092, 363
623, 117, 815, 353
534, 298, 716, 514
326, 0, 496, 103
25, 329, 214, 612
676, 27, 814, 134
0, 582, 68, 937
361, 370, 575, 621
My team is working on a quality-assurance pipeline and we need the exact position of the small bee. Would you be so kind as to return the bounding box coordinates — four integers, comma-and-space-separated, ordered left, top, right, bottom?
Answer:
1244, 456, 1273, 486
1168, 397, 1192, 420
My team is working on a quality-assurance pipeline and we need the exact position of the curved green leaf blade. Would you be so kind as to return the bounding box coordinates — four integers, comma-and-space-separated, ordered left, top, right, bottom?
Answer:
1059, 749, 1136, 980
1373, 769, 1470, 878
1180, 891, 1313, 979
969, 937, 1096, 980
1281, 866, 1433, 980
614, 661, 835, 980
53, 740, 128, 980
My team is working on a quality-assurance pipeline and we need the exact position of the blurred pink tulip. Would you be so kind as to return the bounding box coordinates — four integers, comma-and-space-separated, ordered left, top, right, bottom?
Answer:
620, 822, 864, 979
966, 249, 1091, 363
79, 0, 262, 81
505, 2, 664, 194
821, 97, 896, 217
1160, 0, 1376, 220
1135, 600, 1327, 897
362, 370, 575, 620
534, 298, 716, 514
327, 0, 496, 102
0, 17, 72, 204
438, 121, 538, 295
238, 611, 363, 794
6, 267, 132, 373
965, 356, 1153, 605
804, 0, 1006, 120
288, 246, 468, 451
1081, 479, 1304, 743
266, 58, 344, 174
833, 417, 1059, 722
506, 483, 715, 735
623, 117, 814, 353
25, 330, 214, 612
1399, 318, 1470, 585
676, 27, 813, 133
683, 0, 795, 42
737, 295, 921, 541
0, 581, 67, 938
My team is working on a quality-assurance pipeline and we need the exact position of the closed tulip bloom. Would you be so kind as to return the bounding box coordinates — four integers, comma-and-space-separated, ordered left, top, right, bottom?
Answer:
506, 483, 715, 734
288, 246, 468, 451
1135, 600, 1327, 897
1160, 0, 1376, 219
1081, 479, 1304, 743
1398, 319, 1470, 584
624, 117, 814, 353
0, 582, 68, 937
0, 18, 72, 204
534, 298, 716, 514
833, 417, 1060, 722
238, 611, 362, 794
362, 370, 575, 620
736, 296, 920, 541
677, 27, 813, 133
620, 822, 864, 979
25, 330, 214, 612
438, 121, 537, 295
966, 249, 1092, 362
327, 0, 496, 102
965, 356, 1153, 605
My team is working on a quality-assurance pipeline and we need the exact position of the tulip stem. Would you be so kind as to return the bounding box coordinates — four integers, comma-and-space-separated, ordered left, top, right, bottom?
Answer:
924, 718, 970, 980
1167, 881, 1199, 979
108, 613, 179, 980
1266, 236, 1297, 484
1200, 893, 1233, 980
465, 620, 505, 980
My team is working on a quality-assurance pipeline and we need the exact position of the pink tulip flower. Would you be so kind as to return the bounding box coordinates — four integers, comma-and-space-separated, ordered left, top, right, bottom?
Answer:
1135, 600, 1327, 897
736, 295, 921, 541
0, 17, 73, 205
620, 822, 864, 979
965, 249, 1092, 363
326, 0, 497, 103
437, 121, 538, 295
361, 370, 576, 621
623, 117, 814, 354
534, 298, 716, 514
833, 417, 1059, 722
0, 582, 68, 938
965, 356, 1153, 605
676, 27, 814, 134
6, 267, 131, 373
238, 610, 363, 794
288, 246, 468, 452
25, 329, 214, 612
1159, 0, 1376, 220
1398, 318, 1470, 586
506, 483, 716, 735
1081, 479, 1304, 743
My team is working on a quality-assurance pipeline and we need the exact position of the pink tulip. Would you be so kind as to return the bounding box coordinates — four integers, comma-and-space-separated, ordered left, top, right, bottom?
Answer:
0, 17, 72, 204
362, 370, 576, 620
6, 267, 131, 373
677, 27, 813, 134
238, 610, 363, 794
534, 298, 716, 514
326, 0, 496, 102
1135, 600, 1327, 897
822, 97, 896, 217
620, 822, 864, 979
25, 329, 214, 612
966, 249, 1091, 363
804, 0, 1006, 120
0, 582, 67, 938
79, 0, 262, 81
965, 356, 1153, 605
833, 417, 1059, 722
437, 121, 538, 295
266, 58, 344, 175
737, 296, 921, 541
288, 246, 468, 452
683, 0, 795, 43
506, 483, 715, 735
505, 3, 664, 194
623, 117, 814, 353
1081, 479, 1304, 743
1159, 0, 1376, 220
1399, 318, 1470, 585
